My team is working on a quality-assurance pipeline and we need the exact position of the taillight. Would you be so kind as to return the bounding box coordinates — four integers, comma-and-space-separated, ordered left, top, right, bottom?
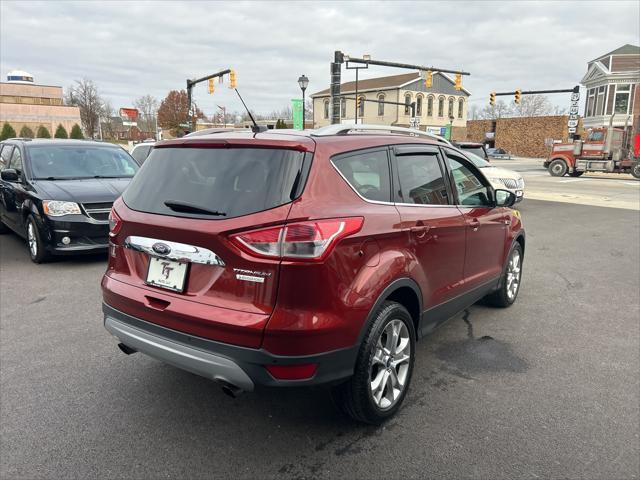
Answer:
229, 217, 363, 262
108, 209, 122, 237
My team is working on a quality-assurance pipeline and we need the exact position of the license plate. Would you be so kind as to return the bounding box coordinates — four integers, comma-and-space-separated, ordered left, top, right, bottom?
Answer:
146, 257, 188, 292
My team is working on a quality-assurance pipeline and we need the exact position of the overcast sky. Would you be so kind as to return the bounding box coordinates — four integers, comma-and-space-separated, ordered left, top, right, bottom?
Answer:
1, 1, 639, 118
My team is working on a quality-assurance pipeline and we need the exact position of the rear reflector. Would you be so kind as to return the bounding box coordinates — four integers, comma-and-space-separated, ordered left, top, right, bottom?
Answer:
229, 217, 363, 262
265, 363, 318, 380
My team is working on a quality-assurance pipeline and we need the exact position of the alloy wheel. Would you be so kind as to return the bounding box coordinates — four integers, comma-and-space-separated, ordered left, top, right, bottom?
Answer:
369, 319, 411, 410
27, 222, 38, 257
506, 250, 521, 300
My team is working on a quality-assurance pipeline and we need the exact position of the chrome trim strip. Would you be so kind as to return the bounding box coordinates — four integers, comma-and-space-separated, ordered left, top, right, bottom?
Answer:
105, 317, 254, 391
124, 236, 225, 266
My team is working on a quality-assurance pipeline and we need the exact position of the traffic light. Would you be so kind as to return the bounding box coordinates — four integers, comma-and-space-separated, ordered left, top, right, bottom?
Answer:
454, 73, 462, 91
356, 97, 362, 109
490, 92, 496, 106
515, 89, 522, 104
425, 70, 433, 88
229, 70, 237, 89
208, 78, 215, 94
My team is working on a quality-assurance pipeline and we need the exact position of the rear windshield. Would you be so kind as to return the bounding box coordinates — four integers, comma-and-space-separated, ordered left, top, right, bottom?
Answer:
29, 145, 138, 179
123, 147, 305, 219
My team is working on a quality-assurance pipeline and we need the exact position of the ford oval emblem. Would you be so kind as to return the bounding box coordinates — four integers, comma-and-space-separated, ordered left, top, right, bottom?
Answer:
152, 242, 171, 255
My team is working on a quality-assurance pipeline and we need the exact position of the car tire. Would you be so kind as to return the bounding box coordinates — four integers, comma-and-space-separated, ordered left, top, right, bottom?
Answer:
26, 215, 50, 264
330, 301, 415, 425
569, 170, 584, 177
632, 164, 640, 179
485, 243, 523, 308
549, 159, 568, 177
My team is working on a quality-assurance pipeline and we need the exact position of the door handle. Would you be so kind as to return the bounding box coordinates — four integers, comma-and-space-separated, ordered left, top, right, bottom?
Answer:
410, 225, 430, 238
469, 218, 480, 232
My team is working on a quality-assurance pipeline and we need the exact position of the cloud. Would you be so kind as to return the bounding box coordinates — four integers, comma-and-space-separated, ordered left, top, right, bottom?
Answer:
1, 0, 638, 116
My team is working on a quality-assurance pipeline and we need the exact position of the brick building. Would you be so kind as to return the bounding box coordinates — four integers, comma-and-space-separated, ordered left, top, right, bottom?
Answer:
0, 70, 82, 137
467, 116, 584, 158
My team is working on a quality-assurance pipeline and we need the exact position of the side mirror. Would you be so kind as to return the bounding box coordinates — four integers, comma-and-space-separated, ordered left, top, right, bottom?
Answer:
494, 188, 516, 208
1, 169, 19, 182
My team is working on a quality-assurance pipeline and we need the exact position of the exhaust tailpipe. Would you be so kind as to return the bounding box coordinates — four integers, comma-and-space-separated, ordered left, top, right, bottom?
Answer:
117, 343, 137, 355
217, 379, 244, 398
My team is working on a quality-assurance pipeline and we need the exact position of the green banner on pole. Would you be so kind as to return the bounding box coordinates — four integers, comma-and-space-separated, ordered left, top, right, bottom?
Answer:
292, 98, 303, 130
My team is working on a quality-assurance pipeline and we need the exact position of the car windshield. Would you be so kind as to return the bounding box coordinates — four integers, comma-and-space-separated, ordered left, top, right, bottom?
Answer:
29, 145, 139, 179
463, 151, 491, 168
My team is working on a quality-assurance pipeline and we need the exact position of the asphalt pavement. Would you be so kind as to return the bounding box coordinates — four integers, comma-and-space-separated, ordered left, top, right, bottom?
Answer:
1, 199, 639, 479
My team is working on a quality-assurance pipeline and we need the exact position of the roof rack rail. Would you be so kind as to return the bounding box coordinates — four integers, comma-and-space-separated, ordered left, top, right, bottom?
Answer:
310, 124, 452, 146
6, 137, 33, 142
185, 128, 246, 137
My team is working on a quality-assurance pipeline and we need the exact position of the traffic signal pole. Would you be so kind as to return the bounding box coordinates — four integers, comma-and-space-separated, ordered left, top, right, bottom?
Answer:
186, 68, 232, 132
493, 86, 579, 97
331, 51, 471, 125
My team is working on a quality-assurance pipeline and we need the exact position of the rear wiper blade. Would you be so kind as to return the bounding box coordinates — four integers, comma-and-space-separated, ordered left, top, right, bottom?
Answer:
164, 200, 226, 216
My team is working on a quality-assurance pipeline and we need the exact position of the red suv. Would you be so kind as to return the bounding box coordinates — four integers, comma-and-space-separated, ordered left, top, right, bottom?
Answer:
102, 125, 524, 424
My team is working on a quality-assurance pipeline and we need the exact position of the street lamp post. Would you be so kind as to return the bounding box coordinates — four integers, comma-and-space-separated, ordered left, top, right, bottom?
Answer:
298, 74, 309, 129
448, 114, 455, 140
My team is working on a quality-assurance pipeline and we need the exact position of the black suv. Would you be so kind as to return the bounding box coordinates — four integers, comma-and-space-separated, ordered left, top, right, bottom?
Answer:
0, 139, 139, 262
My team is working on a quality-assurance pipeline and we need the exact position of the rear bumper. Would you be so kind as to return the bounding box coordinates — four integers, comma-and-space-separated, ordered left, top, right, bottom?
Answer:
102, 303, 357, 389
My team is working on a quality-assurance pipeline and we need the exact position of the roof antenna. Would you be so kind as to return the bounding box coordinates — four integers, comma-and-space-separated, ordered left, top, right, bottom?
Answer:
234, 88, 267, 133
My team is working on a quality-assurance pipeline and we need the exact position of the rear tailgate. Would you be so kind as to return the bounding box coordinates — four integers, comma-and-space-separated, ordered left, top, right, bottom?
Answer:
104, 143, 311, 348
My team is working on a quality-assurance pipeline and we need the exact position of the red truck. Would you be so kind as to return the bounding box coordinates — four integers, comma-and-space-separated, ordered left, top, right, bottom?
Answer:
545, 118, 640, 179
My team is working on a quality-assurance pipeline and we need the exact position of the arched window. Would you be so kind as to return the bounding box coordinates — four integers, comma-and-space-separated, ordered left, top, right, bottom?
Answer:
358, 96, 365, 117
438, 96, 445, 117
448, 97, 455, 118
404, 93, 412, 115
341, 97, 346, 118
427, 96, 434, 116
416, 95, 423, 116
377, 94, 385, 116
458, 98, 464, 119
323, 100, 329, 119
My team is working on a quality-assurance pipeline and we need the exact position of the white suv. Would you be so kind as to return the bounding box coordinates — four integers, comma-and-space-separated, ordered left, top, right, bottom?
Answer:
463, 151, 525, 202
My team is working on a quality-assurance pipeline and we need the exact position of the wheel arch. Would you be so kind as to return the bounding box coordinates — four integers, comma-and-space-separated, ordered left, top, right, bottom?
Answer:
357, 278, 423, 345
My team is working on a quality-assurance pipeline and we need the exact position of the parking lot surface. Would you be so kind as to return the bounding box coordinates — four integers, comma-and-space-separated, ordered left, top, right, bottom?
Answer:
1, 198, 639, 479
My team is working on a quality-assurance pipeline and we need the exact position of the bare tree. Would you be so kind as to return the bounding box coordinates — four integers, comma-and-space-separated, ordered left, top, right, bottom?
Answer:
101, 100, 117, 140
468, 104, 480, 120
65, 79, 104, 138
477, 100, 513, 120
511, 94, 554, 117
134, 94, 159, 134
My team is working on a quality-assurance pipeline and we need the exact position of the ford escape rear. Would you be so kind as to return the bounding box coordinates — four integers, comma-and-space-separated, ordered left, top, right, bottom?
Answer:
102, 126, 525, 424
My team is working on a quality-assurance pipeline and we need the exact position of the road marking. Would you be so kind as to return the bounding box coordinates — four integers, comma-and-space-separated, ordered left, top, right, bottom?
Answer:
559, 179, 587, 183
624, 182, 639, 186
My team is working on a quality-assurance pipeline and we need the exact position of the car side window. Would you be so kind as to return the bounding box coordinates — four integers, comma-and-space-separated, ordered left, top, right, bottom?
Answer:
132, 145, 151, 164
0, 145, 13, 168
9, 147, 23, 175
333, 149, 391, 202
394, 151, 449, 205
445, 153, 492, 207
